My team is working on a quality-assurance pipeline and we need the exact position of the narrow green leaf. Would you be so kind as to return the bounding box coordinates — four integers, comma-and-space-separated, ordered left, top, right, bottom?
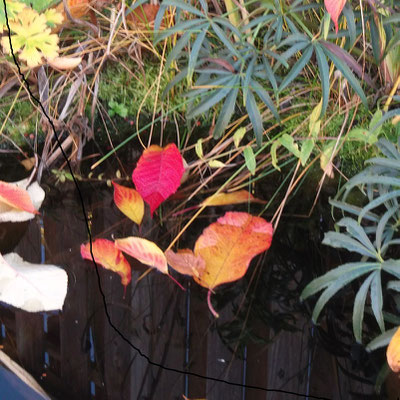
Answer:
279, 45, 313, 92
188, 29, 207, 81
243, 57, 256, 107
233, 127, 246, 148
246, 90, 264, 147
271, 141, 280, 171
322, 46, 367, 106
213, 84, 239, 139
370, 271, 385, 333
314, 44, 330, 116
299, 139, 314, 166
353, 273, 374, 343
211, 22, 241, 59
336, 218, 376, 254
376, 206, 398, 253
279, 134, 300, 158
250, 79, 280, 121
382, 260, 400, 279
165, 31, 191, 70
366, 327, 398, 352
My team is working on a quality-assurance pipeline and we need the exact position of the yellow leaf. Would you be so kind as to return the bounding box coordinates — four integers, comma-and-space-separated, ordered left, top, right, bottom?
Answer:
387, 327, 400, 373
194, 211, 273, 290
47, 56, 82, 70
112, 182, 144, 225
233, 127, 246, 148
165, 249, 205, 278
195, 138, 203, 159
208, 160, 226, 169
202, 190, 265, 207
115, 237, 168, 274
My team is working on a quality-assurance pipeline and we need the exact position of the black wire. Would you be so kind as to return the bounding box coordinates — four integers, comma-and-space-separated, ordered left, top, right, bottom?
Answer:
1, 2, 332, 399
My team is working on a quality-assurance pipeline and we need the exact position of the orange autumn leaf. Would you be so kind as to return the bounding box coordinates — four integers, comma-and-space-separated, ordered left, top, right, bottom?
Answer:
325, 0, 346, 33
112, 181, 144, 225
193, 211, 273, 290
0, 180, 39, 215
54, 0, 92, 22
202, 190, 265, 207
126, 4, 160, 28
80, 238, 131, 287
114, 237, 168, 274
387, 327, 400, 373
165, 249, 205, 278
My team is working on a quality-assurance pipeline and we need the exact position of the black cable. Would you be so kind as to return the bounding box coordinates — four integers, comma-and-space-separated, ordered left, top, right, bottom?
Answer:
1, 2, 332, 399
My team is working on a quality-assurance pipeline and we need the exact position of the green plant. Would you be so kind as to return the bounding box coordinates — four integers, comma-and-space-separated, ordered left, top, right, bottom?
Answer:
108, 100, 128, 118
301, 136, 400, 345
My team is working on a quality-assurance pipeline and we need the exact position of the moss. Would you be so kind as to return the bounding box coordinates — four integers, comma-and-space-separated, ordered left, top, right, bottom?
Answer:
0, 99, 37, 148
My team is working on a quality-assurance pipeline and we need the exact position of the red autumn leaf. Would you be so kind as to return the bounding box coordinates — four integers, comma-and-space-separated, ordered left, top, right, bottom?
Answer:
114, 236, 168, 274
132, 143, 184, 216
193, 211, 273, 290
80, 238, 131, 287
0, 180, 39, 215
165, 249, 205, 278
112, 181, 144, 225
325, 0, 346, 33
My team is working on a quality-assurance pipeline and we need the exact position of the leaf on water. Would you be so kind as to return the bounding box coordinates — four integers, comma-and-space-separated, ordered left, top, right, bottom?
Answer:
202, 190, 264, 206
0, 252, 68, 312
165, 249, 205, 278
387, 326, 400, 373
80, 239, 131, 287
193, 211, 273, 289
0, 181, 39, 214
132, 143, 184, 217
324, 0, 346, 33
114, 236, 168, 274
112, 182, 144, 225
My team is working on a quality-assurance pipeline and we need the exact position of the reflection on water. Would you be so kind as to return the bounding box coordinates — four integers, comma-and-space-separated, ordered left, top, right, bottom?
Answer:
0, 168, 378, 399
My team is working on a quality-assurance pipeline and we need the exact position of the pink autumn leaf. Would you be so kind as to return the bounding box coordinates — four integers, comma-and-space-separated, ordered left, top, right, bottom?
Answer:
132, 143, 184, 217
0, 180, 39, 215
325, 0, 346, 33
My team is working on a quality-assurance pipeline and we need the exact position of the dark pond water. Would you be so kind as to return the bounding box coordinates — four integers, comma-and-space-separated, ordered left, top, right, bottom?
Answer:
0, 151, 385, 400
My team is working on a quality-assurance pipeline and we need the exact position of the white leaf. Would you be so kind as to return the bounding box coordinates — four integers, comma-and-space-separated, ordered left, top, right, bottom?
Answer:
0, 253, 68, 312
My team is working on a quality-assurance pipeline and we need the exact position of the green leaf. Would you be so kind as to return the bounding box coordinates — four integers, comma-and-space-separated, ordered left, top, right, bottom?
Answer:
314, 44, 330, 116
211, 22, 241, 59
188, 29, 207, 82
271, 141, 280, 171
322, 232, 378, 259
387, 280, 400, 292
213, 84, 239, 139
329, 199, 379, 222
353, 273, 374, 343
279, 45, 313, 92
322, 46, 368, 107
243, 146, 256, 175
370, 271, 385, 333
382, 260, 400, 279
246, 90, 264, 147
161, 0, 206, 18
312, 266, 379, 323
366, 327, 398, 352
300, 262, 380, 300
243, 57, 256, 107
279, 134, 300, 158
358, 191, 400, 224
299, 139, 314, 166
376, 206, 398, 253
165, 31, 191, 70
250, 79, 280, 121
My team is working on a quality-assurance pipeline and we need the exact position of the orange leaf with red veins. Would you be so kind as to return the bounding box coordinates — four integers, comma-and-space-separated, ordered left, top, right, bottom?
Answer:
202, 190, 265, 207
387, 327, 400, 373
80, 239, 131, 287
0, 180, 39, 215
114, 237, 168, 274
132, 143, 184, 217
165, 249, 205, 278
193, 211, 273, 290
112, 182, 144, 225
325, 0, 346, 33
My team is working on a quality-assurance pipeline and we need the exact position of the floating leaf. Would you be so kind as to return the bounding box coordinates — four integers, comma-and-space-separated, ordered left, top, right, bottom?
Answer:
202, 190, 264, 206
0, 252, 67, 312
112, 182, 144, 225
324, 0, 346, 33
165, 249, 205, 278
132, 143, 184, 216
387, 327, 400, 373
0, 180, 40, 215
80, 239, 131, 287
114, 237, 168, 274
193, 211, 273, 289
